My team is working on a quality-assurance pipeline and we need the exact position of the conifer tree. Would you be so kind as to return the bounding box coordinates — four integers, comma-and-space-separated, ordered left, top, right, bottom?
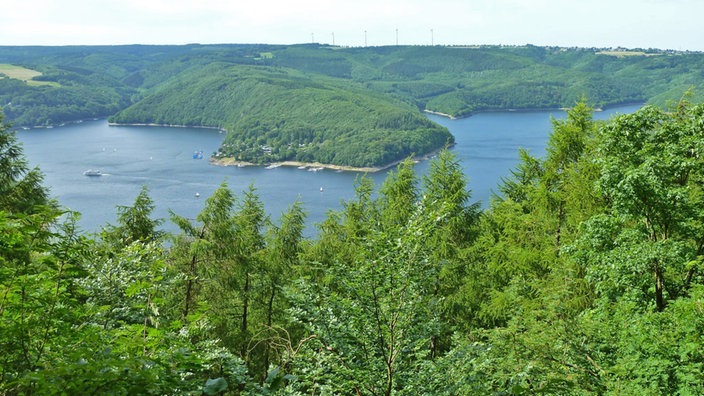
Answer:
101, 185, 164, 246
0, 110, 51, 214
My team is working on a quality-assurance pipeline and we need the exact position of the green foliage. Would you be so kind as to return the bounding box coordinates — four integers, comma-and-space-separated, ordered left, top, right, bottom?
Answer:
438, 97, 704, 395
5, 84, 704, 394
284, 151, 480, 394
167, 182, 311, 386
0, 181, 248, 394
110, 64, 452, 168
0, 210, 86, 393
290, 206, 443, 394
586, 101, 704, 311
0, 110, 52, 213
101, 185, 164, 247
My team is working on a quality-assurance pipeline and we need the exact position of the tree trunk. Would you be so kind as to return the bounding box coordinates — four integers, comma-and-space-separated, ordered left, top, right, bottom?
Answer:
655, 260, 665, 312
241, 272, 250, 358
183, 254, 197, 319
385, 361, 393, 396
183, 226, 205, 320
263, 280, 276, 382
555, 202, 565, 255
683, 241, 704, 294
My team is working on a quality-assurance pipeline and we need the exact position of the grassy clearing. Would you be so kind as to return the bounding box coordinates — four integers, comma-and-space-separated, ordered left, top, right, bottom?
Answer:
0, 64, 59, 87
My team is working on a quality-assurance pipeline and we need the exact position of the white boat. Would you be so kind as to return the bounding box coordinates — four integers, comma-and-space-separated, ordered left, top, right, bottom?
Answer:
83, 169, 102, 176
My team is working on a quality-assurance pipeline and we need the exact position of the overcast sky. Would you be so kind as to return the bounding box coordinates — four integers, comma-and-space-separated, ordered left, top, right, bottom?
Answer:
1, 0, 701, 50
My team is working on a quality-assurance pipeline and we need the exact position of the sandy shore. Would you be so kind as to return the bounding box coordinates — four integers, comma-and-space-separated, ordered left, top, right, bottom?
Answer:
423, 109, 457, 119
209, 149, 445, 173
209, 157, 383, 173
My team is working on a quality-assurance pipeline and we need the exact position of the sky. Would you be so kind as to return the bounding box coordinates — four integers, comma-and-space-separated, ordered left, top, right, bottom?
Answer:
1, 0, 702, 51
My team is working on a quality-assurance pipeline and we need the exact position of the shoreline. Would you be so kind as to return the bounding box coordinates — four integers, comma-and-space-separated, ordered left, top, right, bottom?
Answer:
423, 101, 644, 120
27, 102, 644, 129
210, 158, 382, 173
423, 109, 457, 119
209, 148, 446, 173
103, 120, 448, 172
108, 122, 227, 132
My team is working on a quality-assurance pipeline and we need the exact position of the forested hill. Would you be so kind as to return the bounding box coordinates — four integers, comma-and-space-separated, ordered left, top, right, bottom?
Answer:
2, 44, 704, 166
108, 64, 453, 168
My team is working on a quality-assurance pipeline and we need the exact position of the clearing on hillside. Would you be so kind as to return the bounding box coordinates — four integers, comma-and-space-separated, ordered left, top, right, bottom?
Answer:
596, 50, 660, 58
0, 64, 59, 87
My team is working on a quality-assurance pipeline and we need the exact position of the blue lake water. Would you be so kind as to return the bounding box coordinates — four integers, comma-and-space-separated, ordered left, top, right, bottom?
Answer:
17, 104, 641, 236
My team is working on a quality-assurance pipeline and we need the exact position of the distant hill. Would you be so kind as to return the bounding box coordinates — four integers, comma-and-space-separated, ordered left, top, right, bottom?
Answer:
1, 44, 703, 167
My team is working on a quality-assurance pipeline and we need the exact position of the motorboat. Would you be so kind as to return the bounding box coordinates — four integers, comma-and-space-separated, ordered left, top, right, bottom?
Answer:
83, 169, 102, 176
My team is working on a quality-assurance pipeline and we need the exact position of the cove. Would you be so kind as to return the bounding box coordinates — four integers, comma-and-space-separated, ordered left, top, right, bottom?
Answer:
17, 104, 642, 236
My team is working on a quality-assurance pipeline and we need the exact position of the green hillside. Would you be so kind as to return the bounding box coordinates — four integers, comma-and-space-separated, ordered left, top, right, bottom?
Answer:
2, 43, 704, 167
109, 64, 452, 168
263, 45, 704, 116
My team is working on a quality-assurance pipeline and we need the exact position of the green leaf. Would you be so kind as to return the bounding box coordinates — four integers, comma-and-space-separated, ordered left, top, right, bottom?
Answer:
203, 377, 228, 395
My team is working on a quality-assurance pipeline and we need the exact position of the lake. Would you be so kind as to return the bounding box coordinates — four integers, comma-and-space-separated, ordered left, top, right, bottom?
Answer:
17, 104, 642, 236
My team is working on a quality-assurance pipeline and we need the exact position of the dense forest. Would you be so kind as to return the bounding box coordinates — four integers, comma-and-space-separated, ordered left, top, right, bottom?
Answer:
108, 65, 452, 168
2, 93, 704, 394
2, 44, 704, 167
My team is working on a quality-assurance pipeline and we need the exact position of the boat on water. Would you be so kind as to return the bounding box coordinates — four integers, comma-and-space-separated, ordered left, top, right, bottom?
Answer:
83, 169, 102, 177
